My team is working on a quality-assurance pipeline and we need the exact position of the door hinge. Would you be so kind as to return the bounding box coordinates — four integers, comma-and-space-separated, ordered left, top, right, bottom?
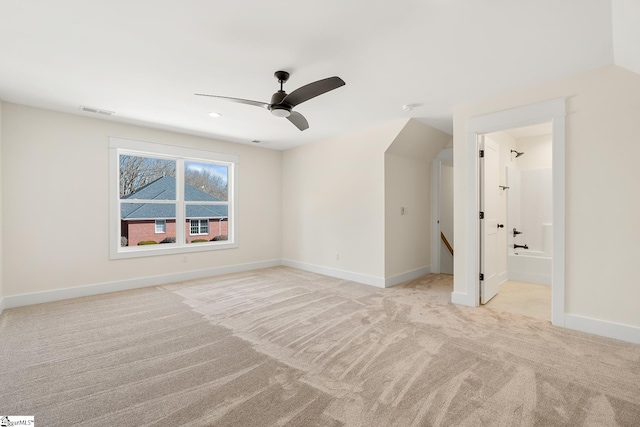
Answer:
479, 211, 484, 219
479, 273, 484, 281
479, 150, 484, 158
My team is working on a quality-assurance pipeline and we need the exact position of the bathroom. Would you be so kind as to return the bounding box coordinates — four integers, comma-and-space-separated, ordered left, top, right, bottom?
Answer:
485, 122, 553, 311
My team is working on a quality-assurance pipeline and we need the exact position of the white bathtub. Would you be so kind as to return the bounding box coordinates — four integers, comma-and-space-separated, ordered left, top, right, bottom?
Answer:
508, 250, 552, 286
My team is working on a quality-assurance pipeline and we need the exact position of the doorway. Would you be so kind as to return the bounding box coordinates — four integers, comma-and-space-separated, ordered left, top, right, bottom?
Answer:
431, 148, 453, 274
480, 123, 553, 321
457, 98, 565, 327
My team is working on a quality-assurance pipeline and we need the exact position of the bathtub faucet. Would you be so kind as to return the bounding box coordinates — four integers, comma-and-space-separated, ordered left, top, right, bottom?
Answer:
513, 228, 523, 237
514, 244, 529, 250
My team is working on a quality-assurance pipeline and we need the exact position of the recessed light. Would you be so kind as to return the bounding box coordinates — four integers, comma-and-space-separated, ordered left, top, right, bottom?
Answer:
208, 112, 222, 118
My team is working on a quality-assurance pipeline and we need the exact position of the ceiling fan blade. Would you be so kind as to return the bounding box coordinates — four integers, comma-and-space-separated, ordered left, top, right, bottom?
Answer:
281, 76, 345, 108
194, 93, 269, 109
286, 111, 309, 131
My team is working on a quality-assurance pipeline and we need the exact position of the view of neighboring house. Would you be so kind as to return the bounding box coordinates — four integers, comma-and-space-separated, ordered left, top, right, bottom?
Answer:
120, 176, 228, 246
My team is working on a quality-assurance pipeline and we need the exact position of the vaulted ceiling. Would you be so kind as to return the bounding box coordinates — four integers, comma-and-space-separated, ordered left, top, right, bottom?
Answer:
0, 1, 637, 150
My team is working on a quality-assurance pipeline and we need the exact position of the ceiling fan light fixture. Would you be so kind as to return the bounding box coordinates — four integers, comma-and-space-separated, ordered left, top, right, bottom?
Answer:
270, 106, 291, 117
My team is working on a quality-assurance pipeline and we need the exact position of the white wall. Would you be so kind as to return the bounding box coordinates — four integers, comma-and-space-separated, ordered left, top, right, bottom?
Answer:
385, 154, 430, 277
453, 65, 640, 328
0, 101, 3, 309
384, 120, 450, 279
282, 118, 449, 285
612, 0, 640, 75
515, 134, 552, 170
282, 121, 405, 282
1, 103, 282, 297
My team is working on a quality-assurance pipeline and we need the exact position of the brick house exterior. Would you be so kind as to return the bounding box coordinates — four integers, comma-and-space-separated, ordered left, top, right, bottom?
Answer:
122, 218, 228, 246
121, 176, 228, 246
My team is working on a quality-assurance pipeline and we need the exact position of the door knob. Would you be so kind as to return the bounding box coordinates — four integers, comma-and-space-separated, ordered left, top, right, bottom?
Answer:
497, 224, 504, 228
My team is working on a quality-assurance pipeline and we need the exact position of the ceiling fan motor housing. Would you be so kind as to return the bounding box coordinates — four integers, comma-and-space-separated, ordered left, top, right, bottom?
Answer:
269, 90, 291, 117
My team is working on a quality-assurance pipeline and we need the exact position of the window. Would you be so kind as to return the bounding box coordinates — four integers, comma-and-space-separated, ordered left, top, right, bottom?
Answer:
190, 219, 209, 235
110, 137, 238, 259
155, 220, 166, 234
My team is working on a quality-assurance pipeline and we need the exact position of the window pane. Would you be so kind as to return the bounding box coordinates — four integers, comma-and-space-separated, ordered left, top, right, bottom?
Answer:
120, 203, 176, 246
155, 220, 166, 233
210, 218, 229, 242
120, 154, 176, 199
184, 161, 228, 201
190, 219, 200, 235
186, 203, 228, 242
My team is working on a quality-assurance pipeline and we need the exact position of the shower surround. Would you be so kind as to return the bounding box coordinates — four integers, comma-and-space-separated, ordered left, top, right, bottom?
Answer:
507, 167, 552, 285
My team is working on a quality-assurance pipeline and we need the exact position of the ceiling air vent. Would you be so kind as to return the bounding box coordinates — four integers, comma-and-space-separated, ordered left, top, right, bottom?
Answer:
80, 105, 115, 116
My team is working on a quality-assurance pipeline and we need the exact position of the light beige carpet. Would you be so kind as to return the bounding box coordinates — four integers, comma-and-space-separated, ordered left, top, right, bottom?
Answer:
1, 267, 639, 426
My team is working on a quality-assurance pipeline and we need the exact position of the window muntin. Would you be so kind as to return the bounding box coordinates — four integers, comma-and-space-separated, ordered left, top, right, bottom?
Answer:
110, 137, 237, 259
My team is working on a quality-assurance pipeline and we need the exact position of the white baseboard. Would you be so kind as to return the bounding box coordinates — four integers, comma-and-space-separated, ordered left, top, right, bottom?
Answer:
281, 259, 386, 288
0, 260, 431, 311
3, 259, 281, 310
4, 259, 639, 346
385, 266, 431, 288
451, 291, 474, 306
564, 314, 640, 345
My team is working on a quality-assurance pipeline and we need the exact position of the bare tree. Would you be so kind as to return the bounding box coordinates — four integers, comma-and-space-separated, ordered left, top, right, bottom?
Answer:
185, 168, 228, 200
119, 154, 227, 200
119, 155, 176, 197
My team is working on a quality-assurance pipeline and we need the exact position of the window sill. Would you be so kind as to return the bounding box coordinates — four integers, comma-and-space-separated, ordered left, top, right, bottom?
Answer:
110, 241, 238, 259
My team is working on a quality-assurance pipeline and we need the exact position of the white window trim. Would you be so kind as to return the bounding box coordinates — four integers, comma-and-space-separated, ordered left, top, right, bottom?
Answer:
109, 136, 239, 259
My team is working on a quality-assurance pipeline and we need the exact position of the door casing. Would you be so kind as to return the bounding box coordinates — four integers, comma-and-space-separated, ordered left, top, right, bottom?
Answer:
454, 98, 566, 327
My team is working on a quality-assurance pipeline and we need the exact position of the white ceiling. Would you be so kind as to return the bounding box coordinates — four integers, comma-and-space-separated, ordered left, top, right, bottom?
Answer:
0, 1, 635, 151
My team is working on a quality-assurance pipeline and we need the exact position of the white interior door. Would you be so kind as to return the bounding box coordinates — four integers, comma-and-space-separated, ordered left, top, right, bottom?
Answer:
480, 136, 500, 304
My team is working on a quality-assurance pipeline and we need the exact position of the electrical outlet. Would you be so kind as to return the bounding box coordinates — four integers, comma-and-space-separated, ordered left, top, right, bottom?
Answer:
335, 253, 340, 261
183, 255, 188, 263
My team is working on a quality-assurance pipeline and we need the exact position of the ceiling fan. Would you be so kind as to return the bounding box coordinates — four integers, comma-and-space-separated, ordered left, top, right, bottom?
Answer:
195, 71, 345, 131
